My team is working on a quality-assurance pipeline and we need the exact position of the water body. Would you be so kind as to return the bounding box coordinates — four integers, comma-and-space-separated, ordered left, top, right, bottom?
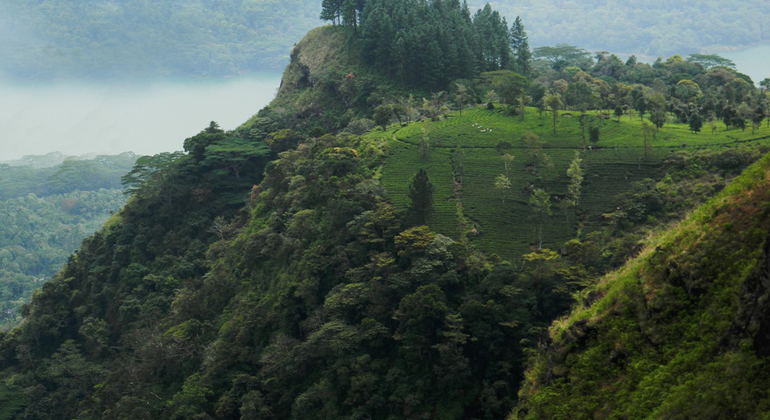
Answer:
719, 44, 770, 84
0, 73, 282, 161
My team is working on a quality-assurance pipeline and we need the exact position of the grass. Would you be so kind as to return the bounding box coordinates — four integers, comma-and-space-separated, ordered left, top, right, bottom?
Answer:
379, 105, 770, 260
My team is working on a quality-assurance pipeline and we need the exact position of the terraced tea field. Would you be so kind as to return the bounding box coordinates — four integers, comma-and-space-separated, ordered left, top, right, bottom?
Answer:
378, 106, 770, 261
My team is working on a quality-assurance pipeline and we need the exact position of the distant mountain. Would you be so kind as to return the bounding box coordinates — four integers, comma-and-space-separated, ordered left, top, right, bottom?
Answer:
0, 0, 322, 79
471, 0, 770, 58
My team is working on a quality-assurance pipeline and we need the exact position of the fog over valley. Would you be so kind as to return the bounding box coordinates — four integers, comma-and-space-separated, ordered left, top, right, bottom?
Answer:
0, 74, 282, 161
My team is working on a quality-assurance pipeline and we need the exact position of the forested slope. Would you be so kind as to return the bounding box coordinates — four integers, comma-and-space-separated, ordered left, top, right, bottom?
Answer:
514, 153, 770, 419
2, 3, 770, 418
0, 154, 135, 330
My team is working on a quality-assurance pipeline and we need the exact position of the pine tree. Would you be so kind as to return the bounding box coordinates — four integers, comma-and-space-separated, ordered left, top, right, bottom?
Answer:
510, 16, 531, 76
407, 169, 435, 226
320, 0, 342, 24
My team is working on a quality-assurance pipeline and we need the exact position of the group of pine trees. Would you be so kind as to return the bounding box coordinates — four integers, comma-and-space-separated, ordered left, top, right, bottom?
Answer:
321, 0, 531, 89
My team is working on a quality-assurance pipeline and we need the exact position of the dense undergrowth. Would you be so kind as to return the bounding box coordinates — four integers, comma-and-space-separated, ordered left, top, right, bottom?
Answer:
514, 154, 770, 419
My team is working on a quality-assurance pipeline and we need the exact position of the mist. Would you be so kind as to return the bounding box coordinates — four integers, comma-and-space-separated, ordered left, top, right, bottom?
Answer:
0, 74, 282, 161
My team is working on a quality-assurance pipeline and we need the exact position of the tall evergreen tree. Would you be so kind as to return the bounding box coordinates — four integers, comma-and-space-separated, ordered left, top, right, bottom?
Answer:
510, 16, 531, 76
407, 168, 435, 226
320, 0, 343, 24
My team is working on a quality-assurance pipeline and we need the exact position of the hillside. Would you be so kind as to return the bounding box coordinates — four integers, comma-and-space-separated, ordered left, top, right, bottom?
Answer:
2, 8, 770, 419
375, 106, 770, 260
514, 152, 770, 419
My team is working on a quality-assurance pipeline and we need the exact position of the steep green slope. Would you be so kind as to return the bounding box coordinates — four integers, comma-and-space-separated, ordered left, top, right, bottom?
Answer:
379, 106, 770, 260
514, 153, 770, 418
0, 24, 552, 420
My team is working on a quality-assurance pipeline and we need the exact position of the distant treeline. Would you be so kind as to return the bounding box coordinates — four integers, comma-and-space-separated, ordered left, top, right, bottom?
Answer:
0, 153, 135, 329
0, 153, 137, 200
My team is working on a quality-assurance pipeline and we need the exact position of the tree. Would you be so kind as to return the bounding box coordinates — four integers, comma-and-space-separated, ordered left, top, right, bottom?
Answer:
502, 154, 515, 178
648, 92, 668, 130
184, 121, 225, 161
544, 93, 562, 135
407, 169, 434, 226
686, 54, 736, 69
567, 151, 584, 221
529, 189, 552, 250
121, 152, 185, 196
564, 82, 595, 113
674, 79, 702, 104
373, 104, 391, 130
736, 102, 753, 132
482, 71, 529, 111
509, 16, 531, 76
523, 132, 549, 175
494, 174, 511, 204
614, 106, 624, 122
641, 120, 654, 160
454, 83, 471, 116
688, 112, 703, 133
533, 44, 592, 71
320, 0, 343, 24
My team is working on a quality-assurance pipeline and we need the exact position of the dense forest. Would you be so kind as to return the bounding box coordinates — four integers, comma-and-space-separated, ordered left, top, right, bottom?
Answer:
2, 1, 770, 419
0, 154, 135, 329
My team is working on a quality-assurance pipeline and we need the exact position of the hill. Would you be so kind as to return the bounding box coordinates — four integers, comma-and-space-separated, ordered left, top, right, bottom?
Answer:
1, 8, 770, 419
514, 151, 770, 419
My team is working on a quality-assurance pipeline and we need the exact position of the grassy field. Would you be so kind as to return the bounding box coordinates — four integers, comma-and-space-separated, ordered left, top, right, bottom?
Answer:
378, 106, 770, 261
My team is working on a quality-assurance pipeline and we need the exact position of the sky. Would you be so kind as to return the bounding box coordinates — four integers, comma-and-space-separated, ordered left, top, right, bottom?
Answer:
0, 74, 282, 161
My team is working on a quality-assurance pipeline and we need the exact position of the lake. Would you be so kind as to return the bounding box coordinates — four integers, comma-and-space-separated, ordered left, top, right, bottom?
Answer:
0, 73, 282, 161
719, 44, 770, 85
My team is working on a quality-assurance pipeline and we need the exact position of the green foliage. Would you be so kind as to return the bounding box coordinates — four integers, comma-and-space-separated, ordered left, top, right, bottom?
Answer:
326, 0, 514, 90
0, 157, 131, 330
379, 103, 770, 260
406, 169, 435, 227
0, 153, 136, 201
515, 153, 770, 420
5, 18, 770, 420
